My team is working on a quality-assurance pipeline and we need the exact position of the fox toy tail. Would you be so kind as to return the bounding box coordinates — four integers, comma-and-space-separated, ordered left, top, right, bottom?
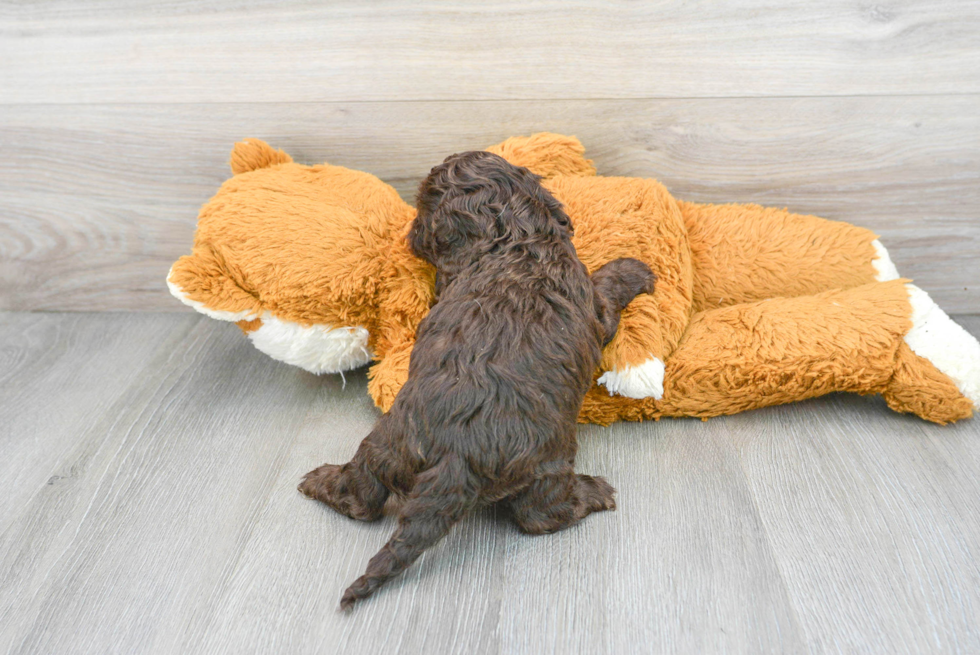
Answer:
340, 459, 473, 610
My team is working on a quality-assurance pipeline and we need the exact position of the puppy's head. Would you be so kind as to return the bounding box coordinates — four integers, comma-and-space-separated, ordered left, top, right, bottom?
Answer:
409, 151, 572, 269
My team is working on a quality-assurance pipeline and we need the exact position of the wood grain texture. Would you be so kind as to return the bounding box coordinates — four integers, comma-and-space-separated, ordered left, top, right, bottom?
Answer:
1, 96, 978, 313
0, 312, 198, 534
2, 1, 980, 103
1, 312, 979, 654
0, 314, 337, 654
727, 396, 980, 654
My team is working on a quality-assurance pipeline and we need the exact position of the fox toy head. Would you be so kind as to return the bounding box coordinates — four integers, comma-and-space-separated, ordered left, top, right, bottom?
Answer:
168, 139, 424, 375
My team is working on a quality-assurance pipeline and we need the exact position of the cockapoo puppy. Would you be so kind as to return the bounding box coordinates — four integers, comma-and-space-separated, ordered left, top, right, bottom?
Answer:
300, 151, 655, 609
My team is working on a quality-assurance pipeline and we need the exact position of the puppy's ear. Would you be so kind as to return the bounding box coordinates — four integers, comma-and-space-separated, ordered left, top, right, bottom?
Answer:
411, 152, 480, 263
501, 181, 574, 240
415, 157, 454, 225
407, 214, 433, 263
539, 187, 574, 237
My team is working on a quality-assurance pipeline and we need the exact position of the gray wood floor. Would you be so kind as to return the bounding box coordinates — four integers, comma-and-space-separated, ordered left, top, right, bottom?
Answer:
3, 3, 980, 653
2, 311, 980, 655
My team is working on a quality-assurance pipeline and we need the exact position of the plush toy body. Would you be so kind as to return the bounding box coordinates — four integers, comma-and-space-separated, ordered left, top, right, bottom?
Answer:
168, 134, 980, 424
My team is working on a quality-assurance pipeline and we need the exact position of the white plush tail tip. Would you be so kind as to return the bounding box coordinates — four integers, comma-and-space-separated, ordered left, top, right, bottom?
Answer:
872, 239, 900, 282
904, 284, 980, 407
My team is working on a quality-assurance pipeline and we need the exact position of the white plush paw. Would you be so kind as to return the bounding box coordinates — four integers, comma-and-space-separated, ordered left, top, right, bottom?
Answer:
247, 314, 372, 375
904, 284, 980, 407
597, 357, 665, 400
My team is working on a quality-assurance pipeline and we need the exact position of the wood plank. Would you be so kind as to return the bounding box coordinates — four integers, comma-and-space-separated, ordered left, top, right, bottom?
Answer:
0, 315, 334, 653
0, 312, 805, 654
2, 1, 980, 103
2, 96, 977, 313
730, 397, 980, 653
188, 400, 805, 654
0, 312, 199, 532
494, 418, 806, 654
1, 313, 979, 653
723, 315, 980, 653
179, 387, 509, 655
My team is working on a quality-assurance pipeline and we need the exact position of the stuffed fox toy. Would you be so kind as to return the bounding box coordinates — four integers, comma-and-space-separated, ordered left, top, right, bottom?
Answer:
168, 133, 980, 425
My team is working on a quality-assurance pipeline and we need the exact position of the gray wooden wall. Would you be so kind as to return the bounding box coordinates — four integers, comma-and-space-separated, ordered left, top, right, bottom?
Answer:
2, 1, 978, 313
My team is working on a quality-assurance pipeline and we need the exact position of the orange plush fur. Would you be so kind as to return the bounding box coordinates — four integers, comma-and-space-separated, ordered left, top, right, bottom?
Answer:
169, 133, 978, 425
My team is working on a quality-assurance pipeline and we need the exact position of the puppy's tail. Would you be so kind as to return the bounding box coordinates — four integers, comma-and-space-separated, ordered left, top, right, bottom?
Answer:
340, 457, 473, 610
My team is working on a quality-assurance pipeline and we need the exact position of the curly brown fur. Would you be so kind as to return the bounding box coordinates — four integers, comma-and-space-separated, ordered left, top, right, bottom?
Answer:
299, 151, 655, 610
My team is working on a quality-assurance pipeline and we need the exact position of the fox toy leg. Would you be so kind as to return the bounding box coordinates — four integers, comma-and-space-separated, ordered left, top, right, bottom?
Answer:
556, 176, 694, 401
674, 200, 979, 421
883, 285, 980, 421
485, 132, 597, 180
679, 200, 896, 313
578, 280, 976, 425
658, 280, 975, 424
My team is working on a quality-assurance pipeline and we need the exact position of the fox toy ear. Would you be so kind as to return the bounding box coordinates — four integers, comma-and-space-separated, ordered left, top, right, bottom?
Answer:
486, 132, 597, 179
229, 139, 293, 175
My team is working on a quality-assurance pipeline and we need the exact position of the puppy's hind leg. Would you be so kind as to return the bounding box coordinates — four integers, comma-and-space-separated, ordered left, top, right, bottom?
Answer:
508, 461, 616, 535
299, 433, 390, 522
340, 458, 474, 610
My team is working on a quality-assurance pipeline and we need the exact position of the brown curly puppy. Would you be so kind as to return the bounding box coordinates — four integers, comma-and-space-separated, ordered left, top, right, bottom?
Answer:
299, 151, 655, 609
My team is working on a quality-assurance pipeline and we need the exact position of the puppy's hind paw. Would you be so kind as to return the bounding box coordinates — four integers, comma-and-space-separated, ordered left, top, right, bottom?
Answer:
577, 474, 616, 514
298, 464, 384, 522
298, 463, 343, 501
